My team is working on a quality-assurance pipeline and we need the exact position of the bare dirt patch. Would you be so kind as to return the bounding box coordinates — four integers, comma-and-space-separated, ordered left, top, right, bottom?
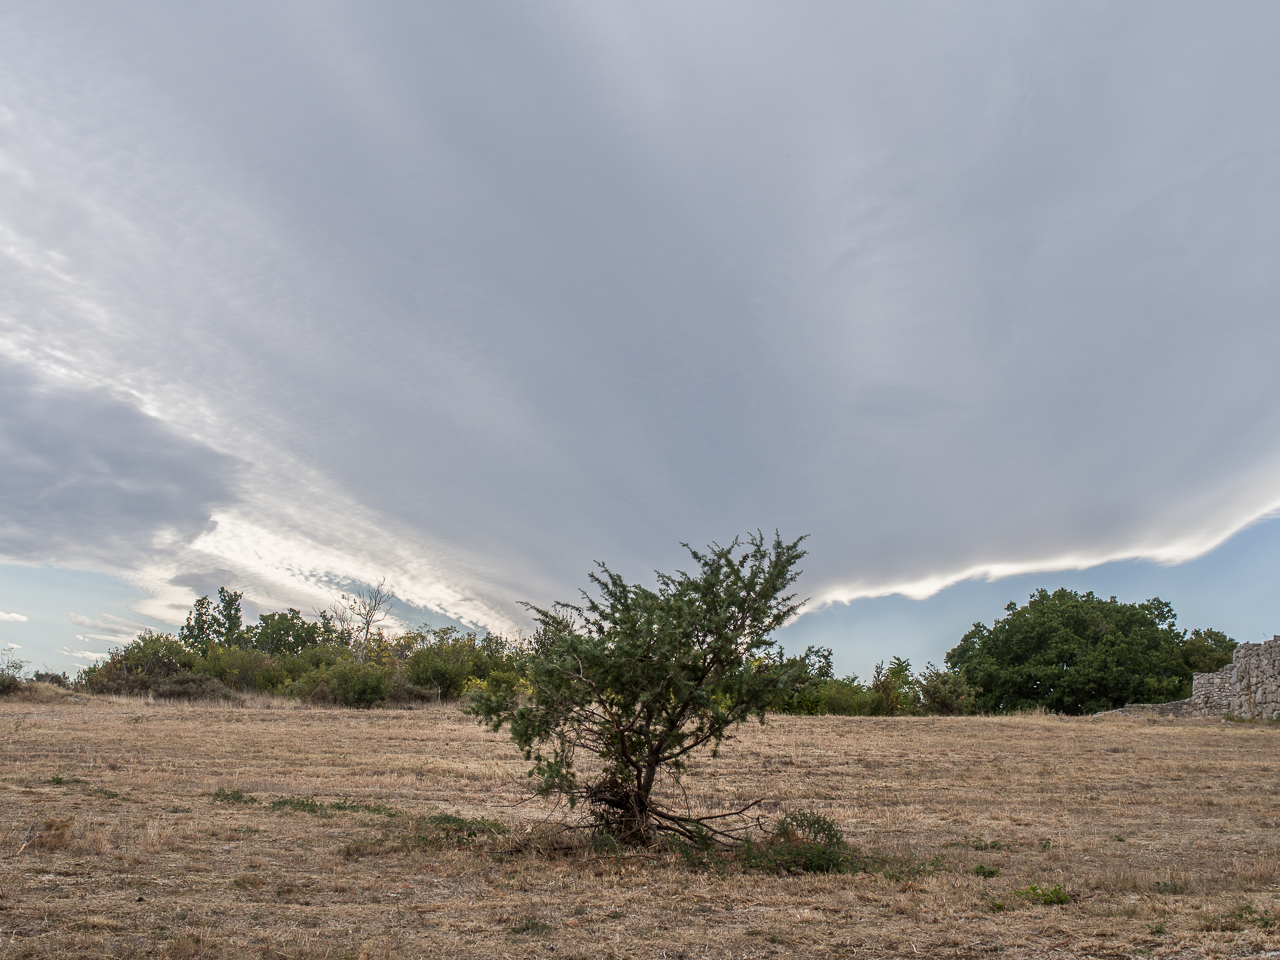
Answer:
1, 697, 1278, 958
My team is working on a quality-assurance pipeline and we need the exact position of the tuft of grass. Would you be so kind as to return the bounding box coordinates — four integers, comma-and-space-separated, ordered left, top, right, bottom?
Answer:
422, 812, 508, 845
973, 864, 1000, 878
269, 796, 329, 816
327, 798, 399, 817
22, 818, 74, 852
1014, 883, 1070, 905
212, 787, 259, 805
511, 915, 552, 934
269, 795, 401, 819
1200, 902, 1276, 931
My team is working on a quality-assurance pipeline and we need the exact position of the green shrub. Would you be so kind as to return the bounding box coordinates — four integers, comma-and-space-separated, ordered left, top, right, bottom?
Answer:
741, 811, 856, 874
77, 631, 235, 700
385, 674, 435, 704
817, 678, 873, 715
150, 672, 241, 702
0, 651, 26, 695
293, 660, 390, 707
198, 644, 289, 693
404, 627, 521, 699
278, 643, 348, 681
919, 663, 977, 716
1014, 883, 1070, 905
32, 670, 70, 688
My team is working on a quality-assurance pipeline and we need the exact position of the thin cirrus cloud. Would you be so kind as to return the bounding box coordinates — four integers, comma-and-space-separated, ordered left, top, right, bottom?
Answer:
0, 3, 1278, 639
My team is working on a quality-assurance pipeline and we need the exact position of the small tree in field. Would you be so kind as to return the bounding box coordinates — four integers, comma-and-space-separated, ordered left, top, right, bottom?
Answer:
470, 532, 810, 846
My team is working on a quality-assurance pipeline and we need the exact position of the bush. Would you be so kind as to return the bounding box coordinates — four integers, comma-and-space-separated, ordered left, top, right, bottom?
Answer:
198, 644, 289, 693
77, 631, 201, 697
278, 643, 348, 681
918, 663, 977, 716
293, 660, 390, 707
32, 671, 70, 688
0, 651, 26, 695
405, 627, 522, 699
741, 811, 855, 874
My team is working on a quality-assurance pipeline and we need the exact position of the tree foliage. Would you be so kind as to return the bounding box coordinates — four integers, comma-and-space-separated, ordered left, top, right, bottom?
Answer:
945, 588, 1236, 714
470, 532, 811, 845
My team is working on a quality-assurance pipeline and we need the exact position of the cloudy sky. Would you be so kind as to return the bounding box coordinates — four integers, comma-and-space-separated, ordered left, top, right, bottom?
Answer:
2, 2, 1279, 677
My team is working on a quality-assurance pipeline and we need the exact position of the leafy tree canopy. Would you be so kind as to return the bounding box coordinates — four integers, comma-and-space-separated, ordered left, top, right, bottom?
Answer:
945, 588, 1236, 714
470, 531, 812, 845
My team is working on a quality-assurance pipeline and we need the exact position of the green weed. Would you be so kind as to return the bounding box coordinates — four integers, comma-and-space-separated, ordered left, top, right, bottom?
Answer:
511, 915, 552, 934
269, 796, 329, 816
1014, 883, 1070, 905
212, 788, 259, 805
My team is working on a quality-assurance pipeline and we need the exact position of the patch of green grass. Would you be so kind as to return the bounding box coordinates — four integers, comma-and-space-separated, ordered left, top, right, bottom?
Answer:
422, 812, 508, 845
1200, 903, 1276, 932
269, 795, 401, 819
1014, 883, 1070, 905
1146, 923, 1166, 934
212, 788, 259, 805
877, 853, 947, 882
269, 796, 330, 817
973, 864, 1000, 878
511, 915, 552, 935
963, 836, 1009, 851
327, 798, 399, 818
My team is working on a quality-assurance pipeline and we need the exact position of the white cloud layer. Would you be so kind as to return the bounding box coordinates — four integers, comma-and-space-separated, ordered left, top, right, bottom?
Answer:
1, 3, 1279, 627
0, 611, 28, 622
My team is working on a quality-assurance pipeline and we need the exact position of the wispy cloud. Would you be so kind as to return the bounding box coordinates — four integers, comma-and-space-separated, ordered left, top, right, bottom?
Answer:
56, 647, 110, 663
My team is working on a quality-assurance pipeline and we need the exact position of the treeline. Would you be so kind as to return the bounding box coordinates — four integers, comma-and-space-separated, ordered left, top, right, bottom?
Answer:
10, 584, 1240, 715
771, 588, 1237, 717
74, 588, 524, 707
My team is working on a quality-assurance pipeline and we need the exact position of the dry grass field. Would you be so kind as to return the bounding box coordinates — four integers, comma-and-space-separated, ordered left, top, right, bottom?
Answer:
1, 686, 1278, 959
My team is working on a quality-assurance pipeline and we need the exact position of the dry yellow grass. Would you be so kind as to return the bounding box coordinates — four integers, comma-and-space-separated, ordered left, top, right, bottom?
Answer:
2, 689, 1278, 958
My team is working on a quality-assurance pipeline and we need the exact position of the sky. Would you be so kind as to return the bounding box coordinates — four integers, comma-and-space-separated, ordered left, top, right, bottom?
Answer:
1, 3, 1278, 679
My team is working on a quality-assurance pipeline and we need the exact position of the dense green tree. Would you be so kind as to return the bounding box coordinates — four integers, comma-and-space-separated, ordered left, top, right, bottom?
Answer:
945, 589, 1232, 714
253, 608, 323, 657
470, 532, 812, 845
1179, 627, 1237, 675
179, 587, 248, 655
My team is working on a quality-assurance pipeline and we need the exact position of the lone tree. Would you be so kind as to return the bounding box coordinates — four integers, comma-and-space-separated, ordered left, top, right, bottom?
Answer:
470, 531, 810, 846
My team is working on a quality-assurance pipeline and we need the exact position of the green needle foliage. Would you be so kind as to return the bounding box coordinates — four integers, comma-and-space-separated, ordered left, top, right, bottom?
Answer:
470, 531, 812, 846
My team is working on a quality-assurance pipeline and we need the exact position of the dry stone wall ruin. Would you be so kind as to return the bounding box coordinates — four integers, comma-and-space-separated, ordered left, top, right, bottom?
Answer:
1191, 635, 1280, 719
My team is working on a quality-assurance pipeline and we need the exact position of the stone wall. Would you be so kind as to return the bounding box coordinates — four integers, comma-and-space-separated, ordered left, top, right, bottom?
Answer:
1191, 635, 1280, 719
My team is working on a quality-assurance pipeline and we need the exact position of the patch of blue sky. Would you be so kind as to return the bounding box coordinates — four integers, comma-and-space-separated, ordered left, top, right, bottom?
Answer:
0, 565, 169, 673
